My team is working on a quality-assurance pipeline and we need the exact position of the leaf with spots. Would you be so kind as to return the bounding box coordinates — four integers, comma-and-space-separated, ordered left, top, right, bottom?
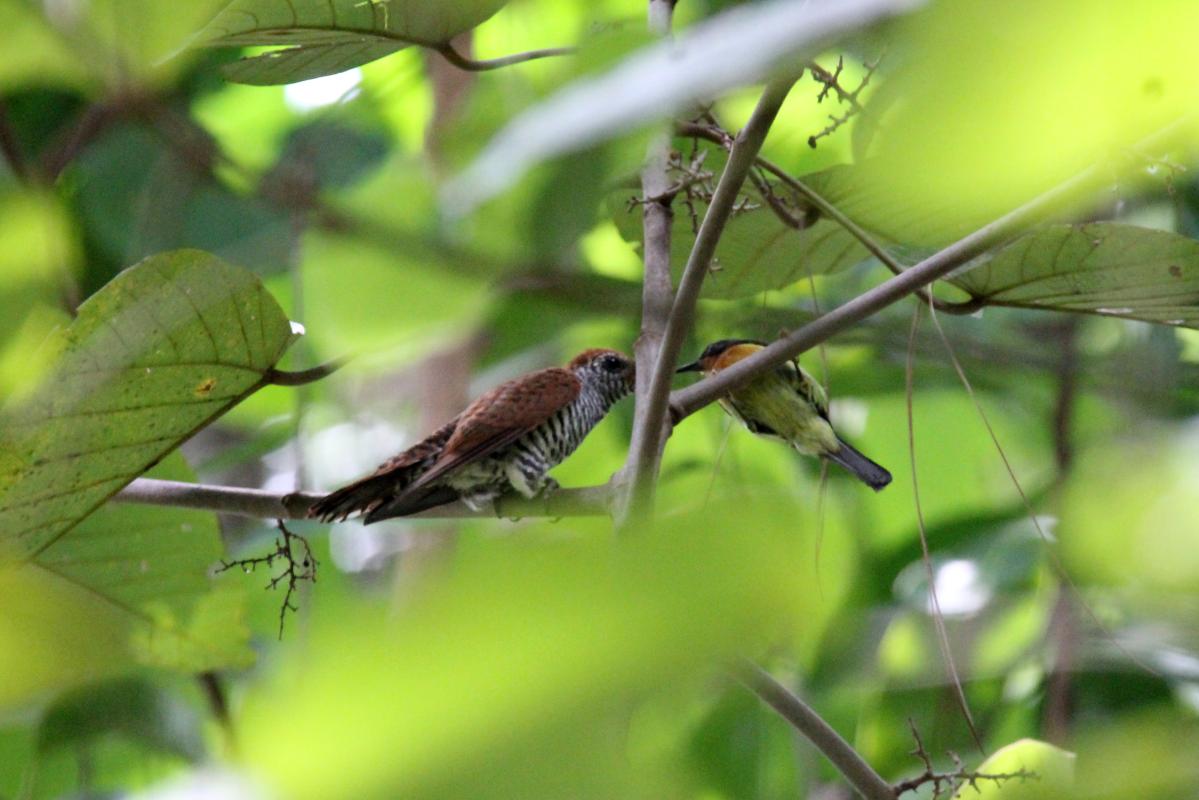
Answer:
194, 0, 509, 85
0, 248, 296, 565
952, 223, 1199, 328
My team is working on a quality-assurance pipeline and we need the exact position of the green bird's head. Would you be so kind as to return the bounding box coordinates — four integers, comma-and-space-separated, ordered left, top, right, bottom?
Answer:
676, 339, 766, 377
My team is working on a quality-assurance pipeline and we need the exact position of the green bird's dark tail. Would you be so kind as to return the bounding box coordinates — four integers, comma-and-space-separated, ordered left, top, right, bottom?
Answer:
825, 438, 892, 491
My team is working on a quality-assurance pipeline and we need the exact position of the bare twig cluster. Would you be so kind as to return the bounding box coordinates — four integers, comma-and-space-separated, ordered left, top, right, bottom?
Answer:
216, 520, 318, 639
894, 720, 1036, 798
806, 56, 880, 148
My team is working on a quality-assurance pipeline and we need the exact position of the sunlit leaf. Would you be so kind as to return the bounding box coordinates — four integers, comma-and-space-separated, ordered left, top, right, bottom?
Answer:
828, 0, 1199, 244
443, 0, 923, 212
241, 506, 809, 799
0, 452, 252, 711
197, 0, 509, 85
0, 249, 295, 561
1060, 425, 1199, 592
952, 224, 1199, 329
970, 738, 1074, 799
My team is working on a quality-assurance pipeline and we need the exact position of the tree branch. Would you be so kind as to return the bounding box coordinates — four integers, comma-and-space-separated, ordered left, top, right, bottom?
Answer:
665, 119, 1179, 421
734, 660, 896, 800
113, 478, 612, 520
435, 43, 576, 72
617, 0, 678, 527
622, 73, 798, 518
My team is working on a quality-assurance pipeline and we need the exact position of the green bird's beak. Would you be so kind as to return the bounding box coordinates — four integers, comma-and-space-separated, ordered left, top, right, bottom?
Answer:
676, 360, 703, 374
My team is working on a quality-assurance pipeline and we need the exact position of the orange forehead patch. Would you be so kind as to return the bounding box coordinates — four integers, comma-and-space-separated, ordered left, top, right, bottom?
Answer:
709, 342, 765, 372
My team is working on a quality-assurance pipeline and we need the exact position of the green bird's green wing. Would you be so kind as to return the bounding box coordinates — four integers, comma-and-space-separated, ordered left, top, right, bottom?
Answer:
784, 360, 830, 419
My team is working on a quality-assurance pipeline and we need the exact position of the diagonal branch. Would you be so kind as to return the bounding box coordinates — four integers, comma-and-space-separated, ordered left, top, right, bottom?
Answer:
734, 660, 896, 800
622, 73, 799, 519
665, 118, 1191, 422
113, 478, 611, 520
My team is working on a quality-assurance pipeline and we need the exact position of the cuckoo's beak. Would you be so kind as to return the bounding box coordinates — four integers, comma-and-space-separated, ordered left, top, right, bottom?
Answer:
676, 359, 704, 374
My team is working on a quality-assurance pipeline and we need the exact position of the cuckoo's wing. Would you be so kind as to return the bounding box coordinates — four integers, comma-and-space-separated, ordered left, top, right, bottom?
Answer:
401, 367, 581, 494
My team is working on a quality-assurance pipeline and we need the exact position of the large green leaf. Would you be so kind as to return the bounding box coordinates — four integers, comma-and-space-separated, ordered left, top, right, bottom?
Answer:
0, 249, 295, 562
240, 504, 809, 799
952, 223, 1199, 329
196, 0, 509, 85
0, 453, 252, 710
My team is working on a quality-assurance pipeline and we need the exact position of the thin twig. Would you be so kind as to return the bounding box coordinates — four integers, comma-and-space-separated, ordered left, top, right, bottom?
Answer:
905, 304, 984, 752
216, 520, 318, 639
264, 357, 349, 386
114, 477, 612, 520
623, 74, 798, 519
435, 43, 575, 72
895, 719, 1034, 798
666, 117, 1194, 422
676, 120, 985, 315
733, 659, 896, 800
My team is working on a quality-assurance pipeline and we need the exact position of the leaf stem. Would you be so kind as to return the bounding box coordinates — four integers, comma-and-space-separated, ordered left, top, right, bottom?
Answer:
435, 43, 576, 72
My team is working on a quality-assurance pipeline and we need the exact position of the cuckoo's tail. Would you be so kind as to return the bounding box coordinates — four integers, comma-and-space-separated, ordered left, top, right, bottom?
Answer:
825, 439, 892, 491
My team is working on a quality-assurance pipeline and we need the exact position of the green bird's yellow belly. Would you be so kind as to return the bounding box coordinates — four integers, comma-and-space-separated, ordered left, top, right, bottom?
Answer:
722, 374, 840, 456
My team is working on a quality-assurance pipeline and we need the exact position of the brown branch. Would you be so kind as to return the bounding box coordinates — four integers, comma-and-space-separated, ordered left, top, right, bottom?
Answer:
435, 43, 576, 72
113, 478, 612, 520
666, 117, 1193, 423
216, 519, 317, 639
734, 660, 896, 800
616, 0, 678, 527
622, 74, 798, 519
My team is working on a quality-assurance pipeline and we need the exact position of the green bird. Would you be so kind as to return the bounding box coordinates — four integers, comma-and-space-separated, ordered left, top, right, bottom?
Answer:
677, 339, 892, 490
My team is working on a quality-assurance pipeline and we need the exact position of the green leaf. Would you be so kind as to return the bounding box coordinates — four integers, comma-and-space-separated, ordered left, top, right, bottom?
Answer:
37, 677, 206, 763
0, 249, 295, 562
196, 0, 509, 85
239, 504, 810, 799
953, 223, 1199, 329
970, 738, 1074, 799
0, 451, 252, 710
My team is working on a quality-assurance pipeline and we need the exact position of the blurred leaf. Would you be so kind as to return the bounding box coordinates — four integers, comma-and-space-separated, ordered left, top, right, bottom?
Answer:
1060, 424, 1199, 592
1073, 714, 1199, 799
0, 451, 251, 711
240, 505, 809, 799
0, 249, 295, 560
37, 677, 205, 762
0, 6, 90, 93
971, 738, 1074, 799
827, 0, 1199, 245
265, 119, 389, 191
443, 0, 922, 212
197, 0, 509, 85
952, 224, 1199, 330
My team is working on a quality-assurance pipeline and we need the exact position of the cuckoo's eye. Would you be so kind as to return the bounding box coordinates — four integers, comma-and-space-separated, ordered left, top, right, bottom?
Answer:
600, 354, 625, 373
